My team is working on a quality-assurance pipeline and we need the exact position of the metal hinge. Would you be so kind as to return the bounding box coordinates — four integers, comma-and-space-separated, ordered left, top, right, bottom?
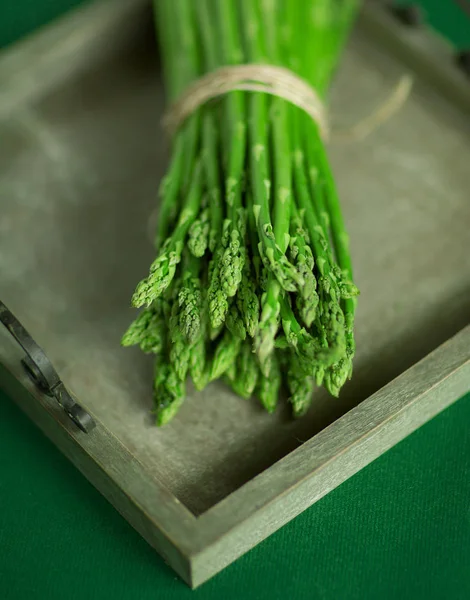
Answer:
0, 300, 95, 433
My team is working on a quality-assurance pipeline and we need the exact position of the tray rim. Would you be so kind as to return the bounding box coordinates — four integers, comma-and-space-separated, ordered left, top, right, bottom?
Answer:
2, 326, 469, 587
1, 0, 469, 589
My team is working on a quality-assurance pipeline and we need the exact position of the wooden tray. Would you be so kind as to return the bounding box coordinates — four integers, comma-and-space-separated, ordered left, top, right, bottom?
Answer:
1, 0, 469, 588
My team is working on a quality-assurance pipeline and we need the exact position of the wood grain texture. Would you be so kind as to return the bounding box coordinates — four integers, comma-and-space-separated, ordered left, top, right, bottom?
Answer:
2, 326, 468, 587
361, 0, 470, 117
0, 361, 196, 583
1, 0, 469, 517
191, 327, 470, 586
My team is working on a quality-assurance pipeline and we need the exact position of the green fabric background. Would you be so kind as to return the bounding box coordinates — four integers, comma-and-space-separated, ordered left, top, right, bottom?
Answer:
1, 391, 470, 600
1, 1, 469, 599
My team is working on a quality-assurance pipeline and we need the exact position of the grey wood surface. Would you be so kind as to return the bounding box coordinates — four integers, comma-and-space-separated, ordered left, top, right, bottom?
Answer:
191, 327, 470, 586
0, 0, 469, 588
0, 361, 195, 584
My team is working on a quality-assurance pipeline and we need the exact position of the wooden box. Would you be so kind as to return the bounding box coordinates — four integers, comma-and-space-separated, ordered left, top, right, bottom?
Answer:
1, 0, 469, 588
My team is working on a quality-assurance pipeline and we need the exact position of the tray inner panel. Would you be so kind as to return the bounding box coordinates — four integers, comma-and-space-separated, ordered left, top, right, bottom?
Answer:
1, 16, 469, 515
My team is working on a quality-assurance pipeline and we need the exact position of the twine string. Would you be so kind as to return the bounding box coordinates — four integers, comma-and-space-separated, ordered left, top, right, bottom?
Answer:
162, 63, 413, 143
162, 64, 329, 140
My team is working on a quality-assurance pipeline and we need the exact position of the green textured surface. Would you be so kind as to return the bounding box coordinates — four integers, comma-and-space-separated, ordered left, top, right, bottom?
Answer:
398, 0, 470, 49
1, 389, 469, 599
0, 0, 86, 49
1, 1, 468, 51
1, 1, 470, 598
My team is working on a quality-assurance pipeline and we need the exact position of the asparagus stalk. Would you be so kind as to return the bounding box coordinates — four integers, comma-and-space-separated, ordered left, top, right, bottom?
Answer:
195, 0, 223, 253
256, 352, 281, 413
206, 0, 247, 315
124, 0, 361, 425
177, 253, 202, 343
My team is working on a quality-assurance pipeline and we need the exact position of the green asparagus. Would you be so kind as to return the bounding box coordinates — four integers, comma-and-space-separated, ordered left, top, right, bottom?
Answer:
123, 0, 360, 425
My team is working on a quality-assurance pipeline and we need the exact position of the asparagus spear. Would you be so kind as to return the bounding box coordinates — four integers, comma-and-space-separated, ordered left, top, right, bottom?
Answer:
168, 280, 191, 381
177, 253, 202, 343
241, 0, 303, 295
189, 318, 209, 391
153, 360, 185, 426
131, 159, 203, 308
289, 204, 319, 328
124, 0, 361, 425
226, 302, 247, 341
121, 308, 153, 347
229, 341, 259, 399
256, 352, 281, 413
211, 0, 247, 303
196, 0, 224, 253
210, 330, 242, 381
188, 204, 210, 258
236, 249, 260, 338
287, 355, 315, 417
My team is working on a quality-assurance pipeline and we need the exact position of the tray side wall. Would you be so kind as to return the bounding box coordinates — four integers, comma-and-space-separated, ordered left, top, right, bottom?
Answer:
0, 364, 195, 586
190, 327, 470, 587
1, 0, 470, 516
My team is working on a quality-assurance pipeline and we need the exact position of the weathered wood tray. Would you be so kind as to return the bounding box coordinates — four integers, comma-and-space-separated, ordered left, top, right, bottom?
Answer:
1, 0, 469, 588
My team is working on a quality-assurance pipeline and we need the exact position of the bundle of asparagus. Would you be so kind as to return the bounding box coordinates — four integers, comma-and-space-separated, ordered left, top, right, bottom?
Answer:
123, 0, 360, 425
